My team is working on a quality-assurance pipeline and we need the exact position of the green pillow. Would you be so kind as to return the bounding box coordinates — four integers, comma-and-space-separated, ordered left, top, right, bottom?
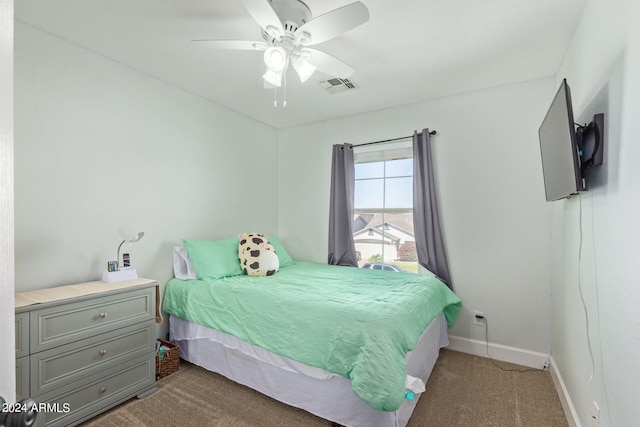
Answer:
182, 238, 242, 279
268, 236, 294, 268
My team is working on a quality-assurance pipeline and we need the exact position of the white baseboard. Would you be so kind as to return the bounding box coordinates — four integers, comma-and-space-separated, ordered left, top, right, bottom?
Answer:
447, 335, 549, 369
447, 336, 581, 427
549, 356, 582, 427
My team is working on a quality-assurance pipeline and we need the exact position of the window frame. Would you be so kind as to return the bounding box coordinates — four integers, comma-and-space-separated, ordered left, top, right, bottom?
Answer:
352, 140, 417, 272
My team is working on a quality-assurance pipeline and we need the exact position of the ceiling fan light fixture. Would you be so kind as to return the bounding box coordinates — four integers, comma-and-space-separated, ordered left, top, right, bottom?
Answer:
264, 46, 287, 72
263, 68, 283, 87
293, 57, 316, 82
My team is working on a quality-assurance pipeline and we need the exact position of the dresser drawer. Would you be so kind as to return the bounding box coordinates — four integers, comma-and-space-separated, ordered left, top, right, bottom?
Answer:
16, 312, 29, 358
30, 322, 154, 397
30, 287, 154, 353
16, 356, 29, 401
35, 356, 155, 427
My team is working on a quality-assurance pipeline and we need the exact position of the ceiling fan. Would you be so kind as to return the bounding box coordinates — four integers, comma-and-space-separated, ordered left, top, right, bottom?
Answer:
194, 0, 369, 98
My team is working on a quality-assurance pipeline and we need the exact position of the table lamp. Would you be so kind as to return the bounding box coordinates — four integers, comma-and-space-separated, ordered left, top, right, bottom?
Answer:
102, 228, 145, 283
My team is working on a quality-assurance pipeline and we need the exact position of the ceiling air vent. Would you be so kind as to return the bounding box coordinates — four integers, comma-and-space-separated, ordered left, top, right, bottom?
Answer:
319, 78, 360, 94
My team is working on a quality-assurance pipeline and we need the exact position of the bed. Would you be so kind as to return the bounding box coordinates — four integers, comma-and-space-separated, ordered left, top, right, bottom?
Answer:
162, 240, 461, 427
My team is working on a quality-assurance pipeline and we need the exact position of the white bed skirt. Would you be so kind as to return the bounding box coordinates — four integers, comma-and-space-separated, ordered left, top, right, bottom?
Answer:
169, 313, 449, 427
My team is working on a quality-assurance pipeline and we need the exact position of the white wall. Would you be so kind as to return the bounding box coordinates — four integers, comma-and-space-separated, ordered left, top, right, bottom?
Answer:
278, 78, 555, 358
13, 23, 279, 332
551, 0, 640, 426
0, 0, 15, 402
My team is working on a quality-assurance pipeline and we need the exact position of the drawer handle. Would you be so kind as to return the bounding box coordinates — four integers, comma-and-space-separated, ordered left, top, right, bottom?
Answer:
99, 312, 108, 318
99, 349, 108, 356
99, 387, 107, 394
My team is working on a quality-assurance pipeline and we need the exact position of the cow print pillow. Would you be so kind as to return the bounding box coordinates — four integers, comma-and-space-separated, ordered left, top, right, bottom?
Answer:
238, 233, 279, 276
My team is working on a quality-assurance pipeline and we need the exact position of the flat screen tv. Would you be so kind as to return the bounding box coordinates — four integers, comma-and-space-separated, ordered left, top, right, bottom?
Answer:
538, 79, 584, 202
538, 79, 604, 202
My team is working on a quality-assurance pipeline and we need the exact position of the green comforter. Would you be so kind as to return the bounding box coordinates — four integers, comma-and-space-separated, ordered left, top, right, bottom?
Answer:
162, 262, 461, 411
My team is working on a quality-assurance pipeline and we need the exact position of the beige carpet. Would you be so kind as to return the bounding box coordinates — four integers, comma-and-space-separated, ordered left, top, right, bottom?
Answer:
81, 349, 568, 427
413, 350, 568, 426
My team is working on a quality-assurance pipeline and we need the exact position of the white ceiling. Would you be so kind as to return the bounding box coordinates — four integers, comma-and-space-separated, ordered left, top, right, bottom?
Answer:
15, 0, 587, 129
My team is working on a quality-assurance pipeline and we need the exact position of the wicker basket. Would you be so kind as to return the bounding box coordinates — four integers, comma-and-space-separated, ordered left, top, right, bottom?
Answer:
155, 339, 180, 380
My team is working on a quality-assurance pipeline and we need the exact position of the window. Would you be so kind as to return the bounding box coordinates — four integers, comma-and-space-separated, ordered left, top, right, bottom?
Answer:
353, 141, 417, 273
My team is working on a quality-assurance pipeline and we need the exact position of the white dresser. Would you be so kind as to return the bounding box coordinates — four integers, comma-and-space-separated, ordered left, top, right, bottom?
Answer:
15, 278, 160, 426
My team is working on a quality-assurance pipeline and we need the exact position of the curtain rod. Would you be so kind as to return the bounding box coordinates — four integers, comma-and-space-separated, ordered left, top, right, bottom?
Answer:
349, 130, 437, 148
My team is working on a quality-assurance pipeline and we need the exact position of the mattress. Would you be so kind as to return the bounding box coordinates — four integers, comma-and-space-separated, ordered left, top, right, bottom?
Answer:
170, 312, 449, 427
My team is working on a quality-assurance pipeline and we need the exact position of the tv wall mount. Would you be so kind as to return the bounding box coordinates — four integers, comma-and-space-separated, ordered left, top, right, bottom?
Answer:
575, 113, 604, 174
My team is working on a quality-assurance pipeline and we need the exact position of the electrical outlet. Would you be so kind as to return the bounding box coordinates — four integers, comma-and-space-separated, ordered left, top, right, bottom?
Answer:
472, 311, 485, 326
591, 401, 600, 427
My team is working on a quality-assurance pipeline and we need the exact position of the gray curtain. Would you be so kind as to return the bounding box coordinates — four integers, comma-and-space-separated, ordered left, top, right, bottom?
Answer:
328, 143, 358, 267
413, 129, 452, 288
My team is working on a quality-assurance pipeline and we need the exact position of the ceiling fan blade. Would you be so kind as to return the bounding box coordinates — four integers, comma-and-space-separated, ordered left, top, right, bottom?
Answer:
191, 40, 268, 51
242, 0, 284, 38
296, 1, 369, 46
305, 48, 354, 78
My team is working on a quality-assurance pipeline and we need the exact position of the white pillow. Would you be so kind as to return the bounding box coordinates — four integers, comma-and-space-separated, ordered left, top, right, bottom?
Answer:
173, 246, 198, 280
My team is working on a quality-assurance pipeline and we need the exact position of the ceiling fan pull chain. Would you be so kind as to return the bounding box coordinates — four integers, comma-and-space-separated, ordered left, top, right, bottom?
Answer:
283, 70, 288, 108
273, 85, 277, 108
